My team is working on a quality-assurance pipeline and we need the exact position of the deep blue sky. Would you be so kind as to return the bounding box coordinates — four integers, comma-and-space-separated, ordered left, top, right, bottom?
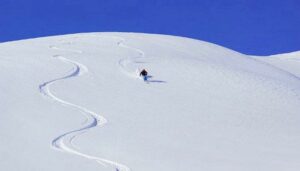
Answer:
0, 0, 299, 55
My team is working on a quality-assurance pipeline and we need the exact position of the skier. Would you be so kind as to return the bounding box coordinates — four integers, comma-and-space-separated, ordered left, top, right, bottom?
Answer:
139, 69, 148, 81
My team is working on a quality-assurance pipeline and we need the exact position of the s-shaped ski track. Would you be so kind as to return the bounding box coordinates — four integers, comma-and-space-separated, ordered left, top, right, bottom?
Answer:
39, 44, 130, 171
95, 35, 146, 78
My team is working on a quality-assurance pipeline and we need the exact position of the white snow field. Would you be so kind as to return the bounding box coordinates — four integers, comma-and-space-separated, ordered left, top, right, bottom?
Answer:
0, 32, 300, 171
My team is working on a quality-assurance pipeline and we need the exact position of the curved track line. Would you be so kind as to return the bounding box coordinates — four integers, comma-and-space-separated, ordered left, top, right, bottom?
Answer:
49, 45, 83, 54
97, 35, 146, 79
117, 38, 146, 78
39, 45, 130, 171
77, 34, 147, 79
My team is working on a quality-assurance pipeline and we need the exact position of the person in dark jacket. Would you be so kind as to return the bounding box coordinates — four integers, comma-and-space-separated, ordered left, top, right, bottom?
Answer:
140, 69, 148, 81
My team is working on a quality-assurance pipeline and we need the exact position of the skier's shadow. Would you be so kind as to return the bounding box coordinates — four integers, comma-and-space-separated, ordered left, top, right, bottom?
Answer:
146, 76, 166, 83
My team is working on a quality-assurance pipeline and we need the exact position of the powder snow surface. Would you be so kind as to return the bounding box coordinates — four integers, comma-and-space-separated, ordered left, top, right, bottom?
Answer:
0, 33, 299, 171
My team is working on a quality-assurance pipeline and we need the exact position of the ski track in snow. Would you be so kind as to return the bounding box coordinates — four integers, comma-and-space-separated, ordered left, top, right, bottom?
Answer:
79, 34, 149, 80
39, 39, 131, 171
117, 39, 145, 78
100, 35, 146, 79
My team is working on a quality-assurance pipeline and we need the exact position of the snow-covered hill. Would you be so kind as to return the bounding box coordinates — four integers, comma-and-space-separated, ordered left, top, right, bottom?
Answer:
0, 33, 299, 171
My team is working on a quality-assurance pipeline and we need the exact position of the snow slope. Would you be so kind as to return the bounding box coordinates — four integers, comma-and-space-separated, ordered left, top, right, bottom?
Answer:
256, 51, 300, 78
0, 33, 299, 171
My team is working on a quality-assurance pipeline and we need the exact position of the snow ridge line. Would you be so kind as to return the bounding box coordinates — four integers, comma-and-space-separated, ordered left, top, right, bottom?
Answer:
39, 45, 130, 171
